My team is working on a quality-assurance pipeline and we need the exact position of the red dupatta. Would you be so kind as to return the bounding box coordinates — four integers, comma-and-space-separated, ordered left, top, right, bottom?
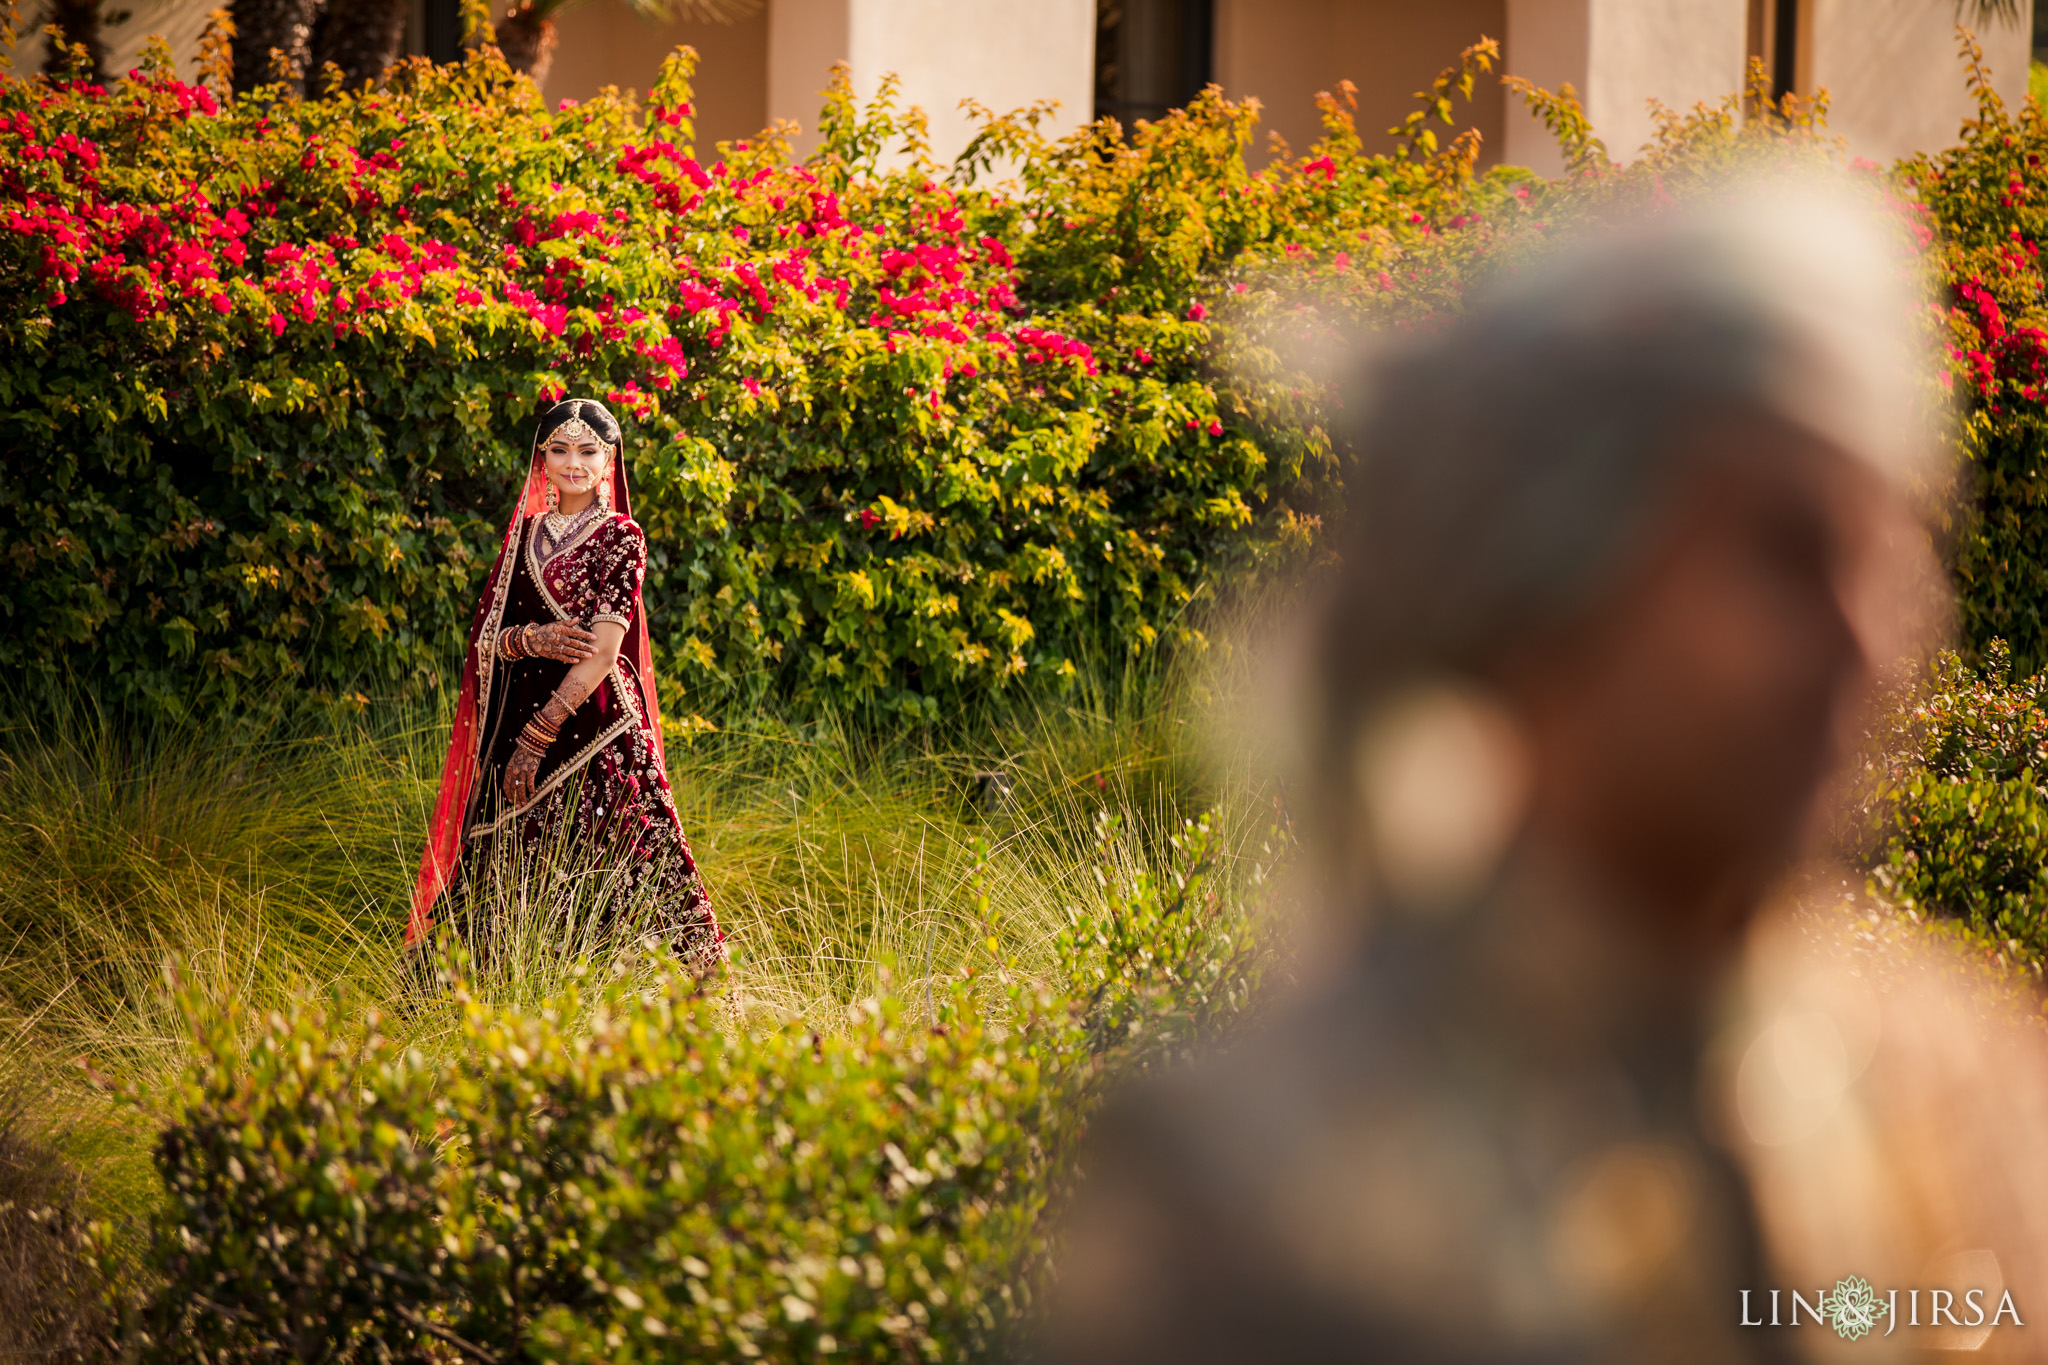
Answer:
408, 401, 668, 944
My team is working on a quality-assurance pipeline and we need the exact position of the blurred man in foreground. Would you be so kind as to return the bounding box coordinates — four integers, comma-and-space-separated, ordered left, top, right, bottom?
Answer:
1039, 182, 1950, 1365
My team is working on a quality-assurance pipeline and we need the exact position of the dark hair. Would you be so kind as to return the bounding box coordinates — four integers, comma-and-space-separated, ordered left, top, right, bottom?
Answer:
535, 397, 623, 451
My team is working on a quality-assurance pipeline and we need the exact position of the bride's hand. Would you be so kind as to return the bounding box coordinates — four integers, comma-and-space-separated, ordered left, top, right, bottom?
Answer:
504, 746, 543, 806
528, 622, 598, 663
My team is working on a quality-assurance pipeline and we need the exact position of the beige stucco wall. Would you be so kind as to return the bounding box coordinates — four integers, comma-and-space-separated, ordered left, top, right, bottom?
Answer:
766, 0, 851, 152
1212, 0, 1508, 166
768, 0, 1094, 168
1502, 0, 2033, 172
1504, 0, 1748, 174
546, 2, 767, 148
1809, 0, 2029, 165
1587, 0, 1749, 157
1500, 0, 1588, 176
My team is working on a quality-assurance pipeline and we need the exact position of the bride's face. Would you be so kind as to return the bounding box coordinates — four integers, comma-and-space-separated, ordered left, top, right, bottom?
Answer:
542, 427, 610, 504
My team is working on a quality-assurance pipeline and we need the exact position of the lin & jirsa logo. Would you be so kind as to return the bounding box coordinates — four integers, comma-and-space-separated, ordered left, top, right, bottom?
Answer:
1741, 1274, 2024, 1342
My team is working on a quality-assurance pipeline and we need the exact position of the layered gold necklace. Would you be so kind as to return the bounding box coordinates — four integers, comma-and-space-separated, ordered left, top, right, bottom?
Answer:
539, 501, 601, 555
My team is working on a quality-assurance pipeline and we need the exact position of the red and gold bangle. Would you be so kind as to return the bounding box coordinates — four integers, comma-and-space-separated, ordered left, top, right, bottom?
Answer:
517, 709, 562, 756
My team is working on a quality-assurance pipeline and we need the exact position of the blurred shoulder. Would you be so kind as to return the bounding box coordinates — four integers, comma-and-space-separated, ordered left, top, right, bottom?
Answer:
1044, 1007, 1424, 1365
1089, 969, 1420, 1187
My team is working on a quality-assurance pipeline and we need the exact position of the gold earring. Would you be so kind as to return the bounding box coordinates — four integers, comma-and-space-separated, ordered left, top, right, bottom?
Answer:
544, 480, 560, 513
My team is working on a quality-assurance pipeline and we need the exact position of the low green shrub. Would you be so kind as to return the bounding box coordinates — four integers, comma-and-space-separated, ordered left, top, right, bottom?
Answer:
123, 811, 1276, 1361
1857, 643, 2048, 977
146, 981, 1048, 1361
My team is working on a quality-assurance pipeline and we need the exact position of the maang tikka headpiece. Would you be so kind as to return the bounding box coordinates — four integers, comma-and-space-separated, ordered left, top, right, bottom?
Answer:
551, 414, 605, 449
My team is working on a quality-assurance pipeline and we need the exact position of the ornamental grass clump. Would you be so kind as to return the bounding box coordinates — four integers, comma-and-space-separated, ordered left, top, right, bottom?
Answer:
0, 651, 1281, 1358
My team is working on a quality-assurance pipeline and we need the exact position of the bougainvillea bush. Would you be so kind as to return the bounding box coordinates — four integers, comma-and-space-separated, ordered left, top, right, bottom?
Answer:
1909, 45, 2048, 675
11, 20, 2048, 723
0, 29, 1518, 724
17, 25, 2040, 731
1818, 39, 2048, 983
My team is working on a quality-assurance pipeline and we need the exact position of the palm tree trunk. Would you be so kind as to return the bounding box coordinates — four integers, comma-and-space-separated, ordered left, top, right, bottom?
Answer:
308, 0, 410, 89
495, 4, 558, 85
229, 0, 322, 92
42, 0, 107, 82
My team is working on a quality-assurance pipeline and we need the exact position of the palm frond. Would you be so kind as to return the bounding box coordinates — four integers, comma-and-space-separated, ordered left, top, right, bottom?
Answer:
618, 0, 762, 23
1958, 0, 2025, 28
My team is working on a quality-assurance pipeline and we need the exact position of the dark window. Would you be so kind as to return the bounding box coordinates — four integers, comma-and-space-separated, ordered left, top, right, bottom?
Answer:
1745, 0, 1804, 101
406, 0, 462, 64
1095, 0, 1214, 126
1770, 0, 1799, 101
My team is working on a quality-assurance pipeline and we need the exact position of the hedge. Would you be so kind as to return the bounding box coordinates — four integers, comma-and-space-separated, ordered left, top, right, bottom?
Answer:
0, 33, 1530, 725
1857, 642, 2048, 981
11, 32, 2048, 721
1910, 49, 2048, 674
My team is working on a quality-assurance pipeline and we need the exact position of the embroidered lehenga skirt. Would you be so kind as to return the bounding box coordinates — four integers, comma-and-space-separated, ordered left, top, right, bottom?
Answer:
452, 512, 719, 968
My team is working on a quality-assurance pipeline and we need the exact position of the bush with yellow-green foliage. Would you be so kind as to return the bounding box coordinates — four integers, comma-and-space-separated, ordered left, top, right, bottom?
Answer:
0, 26, 1518, 725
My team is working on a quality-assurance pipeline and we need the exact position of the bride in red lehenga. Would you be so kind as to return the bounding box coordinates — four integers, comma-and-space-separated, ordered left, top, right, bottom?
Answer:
409, 398, 722, 971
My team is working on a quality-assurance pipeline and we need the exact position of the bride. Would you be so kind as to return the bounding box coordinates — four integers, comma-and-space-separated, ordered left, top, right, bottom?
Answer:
409, 398, 721, 969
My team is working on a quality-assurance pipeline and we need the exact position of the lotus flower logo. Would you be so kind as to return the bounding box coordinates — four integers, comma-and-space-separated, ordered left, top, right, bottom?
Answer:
1823, 1276, 1890, 1341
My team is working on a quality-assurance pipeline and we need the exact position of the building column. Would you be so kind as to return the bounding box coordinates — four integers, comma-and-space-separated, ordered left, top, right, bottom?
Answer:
768, 0, 1097, 167
1504, 0, 1748, 173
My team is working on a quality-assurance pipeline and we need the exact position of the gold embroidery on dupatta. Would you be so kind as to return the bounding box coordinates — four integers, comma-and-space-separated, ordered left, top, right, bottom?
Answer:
466, 505, 530, 778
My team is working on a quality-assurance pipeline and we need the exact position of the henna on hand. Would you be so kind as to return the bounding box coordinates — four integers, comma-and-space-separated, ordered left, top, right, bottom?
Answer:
501, 663, 610, 810
528, 621, 598, 663
503, 745, 543, 806
544, 673, 598, 720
